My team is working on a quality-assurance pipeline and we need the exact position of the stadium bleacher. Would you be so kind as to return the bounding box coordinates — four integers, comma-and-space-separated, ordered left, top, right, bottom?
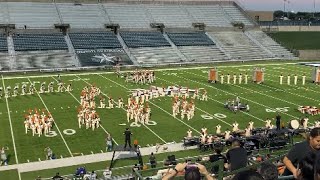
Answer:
0, 34, 8, 52
56, 3, 107, 29
247, 31, 296, 59
183, 5, 232, 27
69, 31, 122, 49
167, 32, 215, 46
12, 32, 68, 51
211, 31, 271, 60
222, 5, 254, 26
146, 5, 193, 28
120, 31, 171, 48
130, 47, 182, 64
6, 2, 60, 29
0, 1, 296, 70
103, 4, 152, 29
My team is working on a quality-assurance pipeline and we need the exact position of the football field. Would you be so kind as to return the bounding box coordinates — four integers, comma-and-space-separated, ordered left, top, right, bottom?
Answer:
0, 62, 319, 165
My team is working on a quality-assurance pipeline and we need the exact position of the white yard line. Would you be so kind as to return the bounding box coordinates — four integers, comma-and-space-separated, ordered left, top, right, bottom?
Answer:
266, 69, 320, 94
95, 74, 202, 134
1, 75, 19, 165
259, 80, 320, 103
50, 77, 119, 146
26, 78, 73, 157
75, 75, 168, 144
2, 62, 299, 80
177, 72, 300, 120
157, 76, 265, 123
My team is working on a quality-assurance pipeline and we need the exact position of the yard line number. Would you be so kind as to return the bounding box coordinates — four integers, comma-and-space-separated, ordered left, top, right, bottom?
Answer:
45, 129, 76, 137
201, 113, 227, 120
265, 107, 289, 113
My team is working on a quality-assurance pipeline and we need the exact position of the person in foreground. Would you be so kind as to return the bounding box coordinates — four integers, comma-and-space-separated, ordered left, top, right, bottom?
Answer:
162, 162, 215, 180
283, 127, 320, 178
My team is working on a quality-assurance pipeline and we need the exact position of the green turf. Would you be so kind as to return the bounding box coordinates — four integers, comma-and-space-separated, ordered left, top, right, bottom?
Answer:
0, 169, 20, 180
0, 61, 319, 179
268, 32, 320, 50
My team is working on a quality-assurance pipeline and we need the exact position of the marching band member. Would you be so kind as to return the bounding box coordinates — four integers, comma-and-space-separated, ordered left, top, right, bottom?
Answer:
99, 97, 106, 108
287, 75, 291, 85
232, 121, 239, 132
216, 124, 221, 135
118, 97, 123, 108
265, 118, 272, 129
193, 88, 199, 100
248, 121, 254, 131
48, 82, 54, 93
24, 118, 29, 134
66, 83, 72, 92
220, 74, 224, 84
57, 82, 64, 92
224, 129, 231, 140
201, 89, 208, 101
233, 74, 237, 84
294, 74, 298, 85
187, 129, 192, 139
31, 124, 36, 136
5, 86, 11, 98
302, 74, 306, 85
244, 73, 248, 84
201, 127, 208, 136
244, 126, 251, 137
13, 85, 19, 97
279, 74, 283, 85
200, 133, 206, 145
227, 74, 230, 84
302, 117, 309, 129
126, 107, 131, 122
21, 84, 27, 95
238, 74, 242, 84
108, 97, 114, 109
40, 82, 46, 93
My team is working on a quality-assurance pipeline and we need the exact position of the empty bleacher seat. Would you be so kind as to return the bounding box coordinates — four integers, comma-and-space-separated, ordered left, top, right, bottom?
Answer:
146, 5, 193, 28
221, 5, 253, 26
179, 46, 229, 62
103, 4, 151, 29
69, 32, 121, 49
131, 47, 182, 64
120, 31, 170, 48
167, 32, 215, 46
0, 35, 8, 52
57, 3, 107, 28
247, 31, 296, 59
13, 33, 68, 51
6, 2, 60, 29
211, 31, 270, 60
184, 5, 232, 27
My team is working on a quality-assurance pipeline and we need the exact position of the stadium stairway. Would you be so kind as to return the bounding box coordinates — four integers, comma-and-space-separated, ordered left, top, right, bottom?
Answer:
0, 143, 197, 173
7, 35, 17, 70
205, 32, 232, 60
64, 34, 81, 67
162, 33, 188, 62
116, 33, 139, 65
243, 31, 275, 58
246, 31, 298, 60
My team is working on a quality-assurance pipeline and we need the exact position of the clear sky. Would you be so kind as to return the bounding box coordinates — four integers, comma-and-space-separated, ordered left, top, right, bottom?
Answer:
238, 0, 318, 12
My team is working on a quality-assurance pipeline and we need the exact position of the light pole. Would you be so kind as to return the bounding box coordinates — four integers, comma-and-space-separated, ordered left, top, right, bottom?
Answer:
313, 0, 316, 18
283, 0, 287, 18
